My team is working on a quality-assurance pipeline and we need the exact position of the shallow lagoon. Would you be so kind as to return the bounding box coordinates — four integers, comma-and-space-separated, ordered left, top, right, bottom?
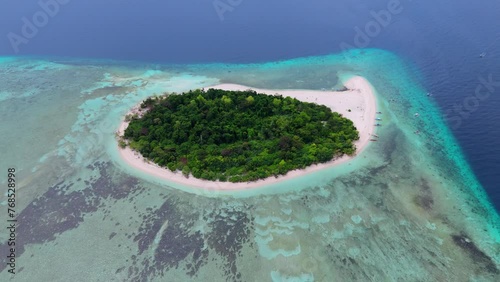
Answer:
0, 49, 499, 281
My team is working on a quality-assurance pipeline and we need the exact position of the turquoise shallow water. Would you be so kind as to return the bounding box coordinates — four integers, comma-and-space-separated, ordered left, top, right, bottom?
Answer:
0, 49, 499, 281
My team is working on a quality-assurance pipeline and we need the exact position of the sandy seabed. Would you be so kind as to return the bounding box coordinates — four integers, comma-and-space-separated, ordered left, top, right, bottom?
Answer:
117, 76, 377, 190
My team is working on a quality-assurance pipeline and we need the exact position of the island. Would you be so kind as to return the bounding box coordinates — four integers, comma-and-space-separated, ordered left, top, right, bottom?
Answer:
117, 76, 377, 189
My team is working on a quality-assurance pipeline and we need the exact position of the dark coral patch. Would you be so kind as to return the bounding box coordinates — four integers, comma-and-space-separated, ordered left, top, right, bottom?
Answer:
0, 162, 141, 273
130, 196, 208, 280
413, 178, 434, 211
206, 206, 253, 281
451, 233, 499, 274
414, 195, 434, 210
129, 198, 254, 281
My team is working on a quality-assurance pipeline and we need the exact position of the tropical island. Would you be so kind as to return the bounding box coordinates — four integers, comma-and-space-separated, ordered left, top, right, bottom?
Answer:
117, 77, 377, 189
121, 88, 359, 183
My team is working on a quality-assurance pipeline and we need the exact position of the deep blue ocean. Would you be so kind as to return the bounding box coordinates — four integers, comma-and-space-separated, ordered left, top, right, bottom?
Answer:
1, 0, 499, 211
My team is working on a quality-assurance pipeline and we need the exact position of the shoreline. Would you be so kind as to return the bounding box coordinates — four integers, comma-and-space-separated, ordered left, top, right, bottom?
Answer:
116, 76, 377, 190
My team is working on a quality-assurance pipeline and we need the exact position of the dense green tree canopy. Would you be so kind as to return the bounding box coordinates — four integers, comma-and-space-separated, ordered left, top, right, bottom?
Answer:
123, 88, 359, 182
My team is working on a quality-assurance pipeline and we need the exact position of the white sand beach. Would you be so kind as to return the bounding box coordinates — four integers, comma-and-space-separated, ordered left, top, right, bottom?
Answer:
117, 76, 377, 190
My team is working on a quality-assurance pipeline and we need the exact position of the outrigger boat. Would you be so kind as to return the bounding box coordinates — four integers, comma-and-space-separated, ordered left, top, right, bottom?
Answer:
375, 118, 382, 121
370, 139, 378, 142
376, 111, 382, 114
374, 123, 382, 126
371, 134, 379, 138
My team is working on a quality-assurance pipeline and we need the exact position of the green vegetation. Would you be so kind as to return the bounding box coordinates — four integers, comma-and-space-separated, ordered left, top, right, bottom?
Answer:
118, 139, 127, 149
123, 88, 359, 182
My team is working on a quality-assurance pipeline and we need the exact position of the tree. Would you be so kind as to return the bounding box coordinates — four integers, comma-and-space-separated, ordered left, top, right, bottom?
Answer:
182, 166, 190, 177
246, 95, 255, 105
